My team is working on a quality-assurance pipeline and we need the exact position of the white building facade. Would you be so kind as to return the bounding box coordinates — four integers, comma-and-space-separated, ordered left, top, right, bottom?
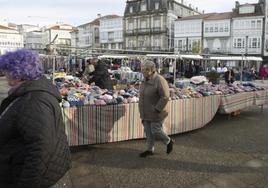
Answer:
99, 15, 123, 49
231, 3, 264, 55
174, 14, 209, 53
0, 25, 23, 55
76, 18, 101, 49
45, 24, 76, 55
24, 30, 48, 54
124, 0, 201, 52
174, 2, 264, 57
203, 13, 232, 54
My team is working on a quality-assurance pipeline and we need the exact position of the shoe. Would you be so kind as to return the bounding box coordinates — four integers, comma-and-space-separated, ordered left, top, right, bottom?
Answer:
139, 150, 154, 158
167, 139, 174, 154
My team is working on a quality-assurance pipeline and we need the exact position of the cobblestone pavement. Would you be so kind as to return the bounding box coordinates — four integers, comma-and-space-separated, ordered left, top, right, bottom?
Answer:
1, 77, 268, 188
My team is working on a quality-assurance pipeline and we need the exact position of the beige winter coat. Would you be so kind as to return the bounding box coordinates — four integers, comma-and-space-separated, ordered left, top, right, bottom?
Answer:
138, 72, 170, 121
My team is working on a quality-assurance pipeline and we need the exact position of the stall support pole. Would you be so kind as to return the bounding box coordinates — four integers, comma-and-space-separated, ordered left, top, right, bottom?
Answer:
173, 57, 177, 85
240, 54, 244, 83
52, 56, 56, 84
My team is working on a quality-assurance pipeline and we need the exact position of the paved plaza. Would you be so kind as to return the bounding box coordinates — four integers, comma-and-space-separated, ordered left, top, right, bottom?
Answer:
0, 77, 268, 188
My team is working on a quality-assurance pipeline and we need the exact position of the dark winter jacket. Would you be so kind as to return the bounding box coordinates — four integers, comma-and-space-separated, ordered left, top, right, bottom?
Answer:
139, 72, 170, 121
0, 76, 71, 188
88, 61, 113, 90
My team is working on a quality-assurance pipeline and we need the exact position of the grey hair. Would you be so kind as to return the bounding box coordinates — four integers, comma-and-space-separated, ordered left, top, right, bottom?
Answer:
141, 60, 156, 72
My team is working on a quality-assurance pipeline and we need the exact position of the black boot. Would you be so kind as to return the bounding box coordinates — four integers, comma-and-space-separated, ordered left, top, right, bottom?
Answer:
167, 139, 174, 154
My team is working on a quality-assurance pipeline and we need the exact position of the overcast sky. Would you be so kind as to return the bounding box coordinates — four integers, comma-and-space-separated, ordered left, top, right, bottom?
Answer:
0, 0, 259, 26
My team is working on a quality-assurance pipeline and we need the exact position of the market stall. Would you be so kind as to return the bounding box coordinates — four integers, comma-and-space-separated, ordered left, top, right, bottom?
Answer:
209, 56, 262, 81
63, 95, 221, 146
218, 89, 268, 114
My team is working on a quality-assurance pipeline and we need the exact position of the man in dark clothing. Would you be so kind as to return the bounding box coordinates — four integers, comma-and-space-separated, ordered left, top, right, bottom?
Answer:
0, 49, 72, 188
88, 58, 113, 90
224, 67, 235, 84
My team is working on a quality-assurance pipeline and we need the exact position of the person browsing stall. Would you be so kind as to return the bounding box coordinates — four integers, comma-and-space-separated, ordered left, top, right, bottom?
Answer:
0, 49, 72, 188
138, 60, 174, 158
224, 67, 235, 84
88, 58, 113, 90
82, 58, 95, 83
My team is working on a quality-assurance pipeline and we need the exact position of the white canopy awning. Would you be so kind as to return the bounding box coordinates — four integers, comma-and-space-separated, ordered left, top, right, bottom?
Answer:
180, 54, 203, 60
210, 56, 263, 61
98, 55, 129, 59
146, 54, 179, 58
146, 54, 203, 60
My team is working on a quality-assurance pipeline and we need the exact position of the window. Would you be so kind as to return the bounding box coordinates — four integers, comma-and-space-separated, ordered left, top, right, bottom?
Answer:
154, 17, 160, 28
111, 43, 116, 49
219, 23, 224, 32
240, 21, 244, 28
128, 22, 133, 30
210, 24, 213, 32
257, 20, 261, 29
214, 24, 218, 32
108, 32, 114, 40
141, 20, 147, 28
234, 38, 245, 48
251, 20, 256, 29
234, 21, 239, 29
252, 38, 257, 48
141, 3, 146, 11
224, 23, 229, 32
154, 38, 160, 47
129, 6, 133, 13
155, 2, 159, 10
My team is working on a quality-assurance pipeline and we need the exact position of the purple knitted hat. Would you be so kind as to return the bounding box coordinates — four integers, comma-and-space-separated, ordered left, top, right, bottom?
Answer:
0, 49, 43, 80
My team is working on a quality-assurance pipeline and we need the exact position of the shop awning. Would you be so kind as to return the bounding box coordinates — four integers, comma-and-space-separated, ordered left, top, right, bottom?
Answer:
210, 56, 263, 61
146, 54, 203, 59
146, 54, 180, 58
98, 55, 129, 59
180, 54, 203, 60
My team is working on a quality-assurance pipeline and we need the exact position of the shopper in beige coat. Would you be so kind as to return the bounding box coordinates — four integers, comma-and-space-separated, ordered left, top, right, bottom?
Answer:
138, 60, 174, 158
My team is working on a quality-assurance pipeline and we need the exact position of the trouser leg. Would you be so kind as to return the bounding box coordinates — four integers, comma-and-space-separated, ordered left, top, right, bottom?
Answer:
151, 120, 170, 145
142, 120, 155, 151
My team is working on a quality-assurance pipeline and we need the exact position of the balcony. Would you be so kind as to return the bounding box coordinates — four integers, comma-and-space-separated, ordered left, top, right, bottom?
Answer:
151, 27, 166, 34
135, 28, 151, 34
125, 30, 135, 35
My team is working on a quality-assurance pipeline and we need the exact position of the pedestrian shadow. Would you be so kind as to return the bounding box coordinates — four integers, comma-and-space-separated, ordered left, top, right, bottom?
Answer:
73, 147, 268, 174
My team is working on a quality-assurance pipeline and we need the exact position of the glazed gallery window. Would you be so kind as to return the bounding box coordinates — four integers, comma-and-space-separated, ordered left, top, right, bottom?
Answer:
155, 2, 159, 10
251, 38, 260, 48
233, 38, 245, 48
141, 3, 146, 11
140, 20, 147, 28
153, 17, 160, 28
257, 20, 261, 29
128, 22, 134, 30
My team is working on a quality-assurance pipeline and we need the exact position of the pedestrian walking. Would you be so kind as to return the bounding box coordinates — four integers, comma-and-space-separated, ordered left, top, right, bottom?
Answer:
0, 49, 72, 188
138, 60, 174, 158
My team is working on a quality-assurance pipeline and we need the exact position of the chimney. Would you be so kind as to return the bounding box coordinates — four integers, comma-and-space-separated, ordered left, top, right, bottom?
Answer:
189, 4, 191, 8
202, 10, 205, 14
97, 14, 102, 18
181, 0, 184, 4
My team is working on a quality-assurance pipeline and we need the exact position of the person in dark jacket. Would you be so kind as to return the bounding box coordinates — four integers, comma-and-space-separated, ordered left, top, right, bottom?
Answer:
0, 49, 72, 188
88, 58, 113, 90
138, 60, 174, 158
224, 67, 235, 84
